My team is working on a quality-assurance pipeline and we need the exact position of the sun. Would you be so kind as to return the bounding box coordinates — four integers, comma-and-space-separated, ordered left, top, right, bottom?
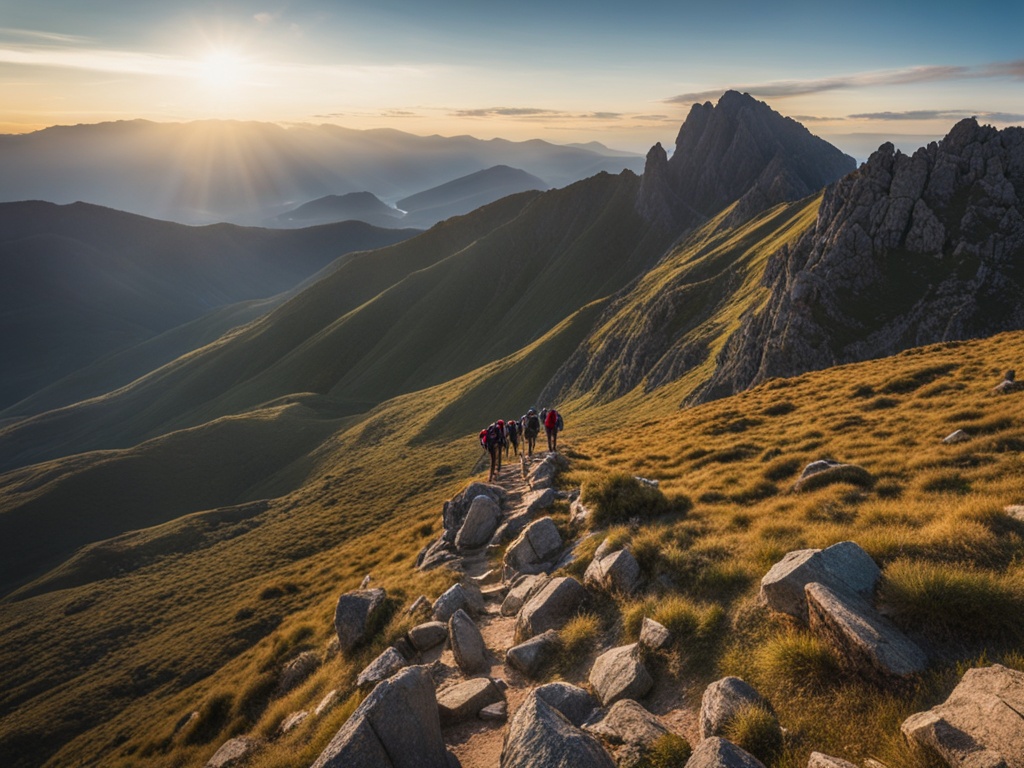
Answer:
197, 50, 247, 89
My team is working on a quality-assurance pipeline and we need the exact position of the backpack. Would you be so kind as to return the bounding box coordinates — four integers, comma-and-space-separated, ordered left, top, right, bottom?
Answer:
556, 412, 564, 431
525, 414, 540, 437
479, 428, 488, 448
485, 423, 503, 449
506, 420, 519, 439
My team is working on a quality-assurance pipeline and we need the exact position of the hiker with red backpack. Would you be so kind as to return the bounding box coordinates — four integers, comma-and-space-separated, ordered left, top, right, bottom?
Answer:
480, 421, 506, 482
544, 407, 563, 453
521, 408, 541, 458
505, 417, 520, 459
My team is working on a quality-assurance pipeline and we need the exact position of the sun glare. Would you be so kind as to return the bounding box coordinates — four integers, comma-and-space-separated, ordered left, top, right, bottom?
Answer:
197, 51, 246, 89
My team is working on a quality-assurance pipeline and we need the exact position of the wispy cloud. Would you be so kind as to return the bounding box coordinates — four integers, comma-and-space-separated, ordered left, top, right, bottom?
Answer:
0, 27, 90, 44
665, 60, 1024, 104
849, 109, 1024, 123
451, 107, 643, 122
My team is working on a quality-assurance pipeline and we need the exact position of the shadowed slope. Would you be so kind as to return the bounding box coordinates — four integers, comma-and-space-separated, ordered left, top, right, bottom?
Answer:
0, 201, 418, 413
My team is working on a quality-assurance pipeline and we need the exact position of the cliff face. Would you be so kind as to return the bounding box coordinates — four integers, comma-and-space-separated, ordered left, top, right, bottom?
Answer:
695, 119, 1024, 402
636, 90, 855, 232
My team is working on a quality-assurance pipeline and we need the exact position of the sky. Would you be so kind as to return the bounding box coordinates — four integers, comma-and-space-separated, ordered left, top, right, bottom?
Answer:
1, 0, 1022, 157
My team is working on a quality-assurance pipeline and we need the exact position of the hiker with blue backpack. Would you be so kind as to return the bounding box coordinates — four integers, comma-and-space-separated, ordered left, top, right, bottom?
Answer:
544, 407, 563, 453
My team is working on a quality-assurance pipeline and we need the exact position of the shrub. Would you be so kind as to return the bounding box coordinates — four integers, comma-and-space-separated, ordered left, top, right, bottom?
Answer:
558, 613, 599, 670
183, 692, 234, 745
753, 632, 843, 695
582, 473, 674, 527
880, 559, 1024, 645
721, 703, 783, 764
635, 733, 693, 768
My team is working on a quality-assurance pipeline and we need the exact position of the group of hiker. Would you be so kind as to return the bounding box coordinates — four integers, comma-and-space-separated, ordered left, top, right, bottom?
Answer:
479, 407, 563, 482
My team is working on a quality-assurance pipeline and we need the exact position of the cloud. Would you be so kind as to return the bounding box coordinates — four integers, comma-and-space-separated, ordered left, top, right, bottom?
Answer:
452, 107, 561, 117
253, 12, 275, 25
664, 60, 1024, 104
849, 109, 1024, 123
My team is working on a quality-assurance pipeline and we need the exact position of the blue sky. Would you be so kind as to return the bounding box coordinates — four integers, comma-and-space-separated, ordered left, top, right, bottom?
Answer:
1, 0, 1021, 155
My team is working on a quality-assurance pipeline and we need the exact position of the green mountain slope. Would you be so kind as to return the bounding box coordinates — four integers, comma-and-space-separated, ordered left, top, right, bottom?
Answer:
0, 202, 419, 414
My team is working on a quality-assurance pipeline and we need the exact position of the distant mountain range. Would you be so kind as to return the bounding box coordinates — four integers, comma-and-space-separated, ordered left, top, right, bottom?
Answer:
2, 92, 1023, 768
0, 120, 643, 225
274, 165, 549, 229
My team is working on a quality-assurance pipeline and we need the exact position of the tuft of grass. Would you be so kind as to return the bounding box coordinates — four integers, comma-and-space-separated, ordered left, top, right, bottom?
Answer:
721, 703, 783, 764
182, 692, 234, 746
752, 632, 844, 695
635, 733, 693, 768
880, 559, 1024, 646
582, 472, 675, 527
558, 613, 597, 671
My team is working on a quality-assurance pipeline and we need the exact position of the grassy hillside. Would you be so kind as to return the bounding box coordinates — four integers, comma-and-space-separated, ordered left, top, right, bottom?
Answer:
1, 322, 1021, 766
0, 171, 675, 477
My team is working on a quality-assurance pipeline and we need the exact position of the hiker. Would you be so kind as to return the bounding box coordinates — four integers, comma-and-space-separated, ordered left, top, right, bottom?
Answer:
481, 421, 505, 482
521, 408, 541, 458
544, 407, 562, 452
505, 417, 520, 458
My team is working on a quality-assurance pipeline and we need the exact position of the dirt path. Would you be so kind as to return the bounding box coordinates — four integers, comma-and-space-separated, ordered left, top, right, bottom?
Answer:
438, 452, 697, 767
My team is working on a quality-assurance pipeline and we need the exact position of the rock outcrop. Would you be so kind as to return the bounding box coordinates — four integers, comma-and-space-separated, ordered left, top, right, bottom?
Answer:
500, 691, 615, 768
760, 540, 881, 622
514, 576, 587, 642
687, 736, 767, 768
589, 643, 653, 706
504, 517, 563, 576
533, 682, 600, 728
698, 119, 1024, 403
584, 544, 642, 594
455, 495, 502, 551
636, 90, 855, 233
356, 647, 408, 690
901, 664, 1024, 768
206, 737, 261, 768
699, 677, 774, 740
334, 588, 388, 654
505, 630, 561, 678
449, 609, 487, 675
806, 582, 927, 680
311, 666, 455, 768
436, 677, 504, 726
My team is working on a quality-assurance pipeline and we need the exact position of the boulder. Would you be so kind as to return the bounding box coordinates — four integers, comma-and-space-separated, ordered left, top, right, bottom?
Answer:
406, 595, 432, 616
514, 576, 587, 642
334, 588, 387, 653
808, 753, 858, 768
278, 650, 320, 694
585, 698, 670, 746
408, 621, 448, 653
527, 454, 567, 490
760, 540, 881, 622
442, 482, 505, 539
501, 574, 549, 617
356, 647, 408, 690
505, 630, 561, 678
504, 517, 563, 575
206, 737, 261, 768
700, 677, 773, 739
584, 547, 641, 594
792, 460, 875, 492
433, 583, 484, 623
533, 682, 600, 727
570, 498, 592, 526
480, 701, 507, 721
1005, 505, 1024, 522
901, 664, 1024, 768
314, 690, 339, 717
943, 429, 971, 444
455, 495, 502, 551
500, 691, 615, 768
589, 643, 653, 706
639, 617, 671, 651
279, 710, 309, 734
687, 737, 766, 768
311, 666, 452, 768
436, 677, 504, 725
993, 379, 1024, 395
417, 539, 459, 571
806, 581, 927, 680
449, 609, 488, 675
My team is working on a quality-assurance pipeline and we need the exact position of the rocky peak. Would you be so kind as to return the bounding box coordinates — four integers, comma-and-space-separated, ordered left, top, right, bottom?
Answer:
636, 91, 855, 233
694, 118, 1024, 402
